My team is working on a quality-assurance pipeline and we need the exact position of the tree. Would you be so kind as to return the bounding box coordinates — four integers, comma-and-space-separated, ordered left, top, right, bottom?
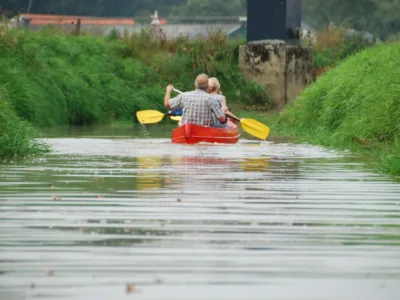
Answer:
0, 0, 187, 17
303, 0, 400, 39
372, 0, 400, 38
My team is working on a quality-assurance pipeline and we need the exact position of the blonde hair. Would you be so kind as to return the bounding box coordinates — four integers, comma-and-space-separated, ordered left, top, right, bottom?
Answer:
208, 77, 222, 94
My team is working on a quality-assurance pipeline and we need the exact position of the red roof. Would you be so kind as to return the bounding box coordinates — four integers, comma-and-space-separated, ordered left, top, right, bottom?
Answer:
21, 14, 135, 25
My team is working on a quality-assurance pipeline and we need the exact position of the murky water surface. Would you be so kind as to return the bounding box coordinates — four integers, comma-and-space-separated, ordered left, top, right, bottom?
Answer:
1, 124, 400, 300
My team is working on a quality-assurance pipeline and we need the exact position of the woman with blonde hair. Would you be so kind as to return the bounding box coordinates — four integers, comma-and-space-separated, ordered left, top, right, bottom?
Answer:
208, 77, 228, 112
208, 77, 238, 127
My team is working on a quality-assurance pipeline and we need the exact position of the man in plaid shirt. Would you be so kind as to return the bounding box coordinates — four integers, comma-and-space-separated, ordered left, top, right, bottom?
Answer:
164, 74, 227, 127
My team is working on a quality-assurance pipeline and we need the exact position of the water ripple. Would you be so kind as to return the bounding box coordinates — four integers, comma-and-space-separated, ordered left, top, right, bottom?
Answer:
1, 136, 399, 300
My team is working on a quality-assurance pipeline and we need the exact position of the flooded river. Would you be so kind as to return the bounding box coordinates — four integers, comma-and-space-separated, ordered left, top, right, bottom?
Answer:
1, 124, 400, 300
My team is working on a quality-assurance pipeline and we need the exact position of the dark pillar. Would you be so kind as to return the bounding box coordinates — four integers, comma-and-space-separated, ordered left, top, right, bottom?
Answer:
286, 0, 303, 40
246, 0, 302, 43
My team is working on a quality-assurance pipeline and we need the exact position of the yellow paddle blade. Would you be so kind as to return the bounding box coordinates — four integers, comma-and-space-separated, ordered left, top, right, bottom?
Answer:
136, 110, 165, 124
170, 116, 182, 122
240, 118, 270, 140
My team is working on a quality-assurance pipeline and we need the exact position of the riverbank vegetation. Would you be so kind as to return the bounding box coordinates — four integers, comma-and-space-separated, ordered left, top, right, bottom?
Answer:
268, 42, 400, 176
0, 27, 267, 128
0, 88, 49, 159
0, 26, 267, 157
1, 25, 399, 178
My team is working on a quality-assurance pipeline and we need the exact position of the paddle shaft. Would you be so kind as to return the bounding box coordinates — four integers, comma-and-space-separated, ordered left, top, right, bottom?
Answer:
173, 88, 183, 94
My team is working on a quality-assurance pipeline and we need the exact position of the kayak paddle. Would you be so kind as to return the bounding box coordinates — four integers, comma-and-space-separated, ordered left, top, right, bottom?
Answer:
137, 88, 184, 123
170, 115, 182, 121
225, 112, 270, 140
136, 110, 180, 124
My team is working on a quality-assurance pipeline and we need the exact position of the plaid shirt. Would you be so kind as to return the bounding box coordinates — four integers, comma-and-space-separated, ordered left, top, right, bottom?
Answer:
169, 89, 225, 127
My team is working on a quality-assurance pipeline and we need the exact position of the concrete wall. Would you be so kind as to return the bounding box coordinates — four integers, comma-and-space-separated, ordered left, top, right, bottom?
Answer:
285, 46, 314, 103
238, 41, 313, 109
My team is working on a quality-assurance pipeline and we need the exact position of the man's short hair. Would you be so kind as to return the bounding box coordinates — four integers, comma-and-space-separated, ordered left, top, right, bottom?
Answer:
196, 81, 209, 89
195, 73, 209, 90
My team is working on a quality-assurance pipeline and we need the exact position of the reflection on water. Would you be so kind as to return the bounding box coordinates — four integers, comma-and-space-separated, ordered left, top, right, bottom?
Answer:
40, 123, 174, 139
135, 156, 274, 191
0, 125, 400, 300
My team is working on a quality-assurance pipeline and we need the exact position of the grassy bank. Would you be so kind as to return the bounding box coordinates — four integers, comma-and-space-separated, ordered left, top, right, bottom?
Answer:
267, 42, 400, 176
0, 27, 267, 128
0, 88, 49, 159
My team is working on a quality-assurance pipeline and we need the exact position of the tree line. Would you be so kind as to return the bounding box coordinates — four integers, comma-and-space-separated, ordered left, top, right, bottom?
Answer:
1, 0, 399, 39
1, 0, 186, 18
303, 0, 400, 39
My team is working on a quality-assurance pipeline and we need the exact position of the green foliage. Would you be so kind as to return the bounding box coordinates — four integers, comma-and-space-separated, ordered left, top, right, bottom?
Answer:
312, 26, 371, 69
0, 29, 163, 127
275, 42, 400, 175
128, 29, 268, 105
0, 27, 268, 129
338, 34, 370, 59
3, 0, 246, 18
0, 87, 49, 159
107, 28, 120, 41
387, 32, 400, 42
303, 0, 400, 40
313, 49, 335, 69
2, 0, 187, 18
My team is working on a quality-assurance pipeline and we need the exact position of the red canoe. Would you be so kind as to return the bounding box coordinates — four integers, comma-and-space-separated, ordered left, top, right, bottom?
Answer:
171, 123, 240, 144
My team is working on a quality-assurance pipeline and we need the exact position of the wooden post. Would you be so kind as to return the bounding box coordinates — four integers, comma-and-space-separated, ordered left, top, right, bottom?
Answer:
72, 18, 81, 35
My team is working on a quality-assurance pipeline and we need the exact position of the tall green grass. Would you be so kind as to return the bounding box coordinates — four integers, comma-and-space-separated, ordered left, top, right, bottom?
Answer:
0, 87, 49, 159
0, 28, 164, 126
274, 42, 400, 176
0, 27, 268, 128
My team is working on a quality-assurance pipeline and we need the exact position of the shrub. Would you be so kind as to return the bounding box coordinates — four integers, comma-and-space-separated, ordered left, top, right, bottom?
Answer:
312, 26, 371, 69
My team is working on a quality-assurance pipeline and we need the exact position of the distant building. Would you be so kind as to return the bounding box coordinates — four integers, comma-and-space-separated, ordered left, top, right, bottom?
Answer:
19, 13, 241, 39
18, 13, 135, 28
15, 13, 373, 44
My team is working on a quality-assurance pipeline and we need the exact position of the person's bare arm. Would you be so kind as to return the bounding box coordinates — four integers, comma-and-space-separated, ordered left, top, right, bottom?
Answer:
164, 84, 174, 107
220, 98, 240, 121
221, 98, 228, 112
